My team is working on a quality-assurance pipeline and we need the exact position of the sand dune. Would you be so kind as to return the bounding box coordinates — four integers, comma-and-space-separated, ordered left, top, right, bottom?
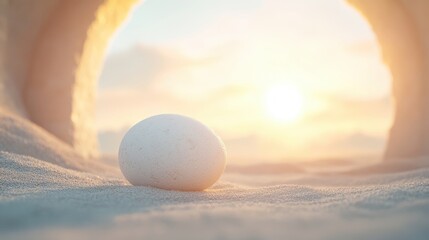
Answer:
1, 149, 428, 240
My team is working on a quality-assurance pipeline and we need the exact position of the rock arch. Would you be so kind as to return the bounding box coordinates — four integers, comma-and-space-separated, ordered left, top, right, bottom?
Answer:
0, 0, 428, 168
0, 0, 136, 158
349, 0, 429, 165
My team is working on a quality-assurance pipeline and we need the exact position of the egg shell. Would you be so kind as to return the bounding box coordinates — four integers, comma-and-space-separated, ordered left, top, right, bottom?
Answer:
119, 114, 227, 191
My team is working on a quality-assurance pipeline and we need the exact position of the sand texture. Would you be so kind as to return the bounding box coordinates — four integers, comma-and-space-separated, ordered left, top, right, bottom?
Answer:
1, 149, 429, 240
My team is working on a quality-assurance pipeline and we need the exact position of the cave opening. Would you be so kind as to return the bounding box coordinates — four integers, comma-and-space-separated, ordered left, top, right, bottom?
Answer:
96, 0, 392, 166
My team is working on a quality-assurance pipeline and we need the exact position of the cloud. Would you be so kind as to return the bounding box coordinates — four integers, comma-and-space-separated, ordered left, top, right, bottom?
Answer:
99, 45, 169, 90
324, 132, 385, 154
304, 94, 392, 123
96, 61, 392, 162
99, 44, 215, 90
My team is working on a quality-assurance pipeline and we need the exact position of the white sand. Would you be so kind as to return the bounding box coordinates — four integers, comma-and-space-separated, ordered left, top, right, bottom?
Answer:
1, 111, 428, 239
1, 149, 429, 240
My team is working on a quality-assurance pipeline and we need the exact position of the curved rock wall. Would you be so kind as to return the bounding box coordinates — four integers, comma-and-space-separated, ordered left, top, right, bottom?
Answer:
0, 0, 137, 158
349, 0, 429, 161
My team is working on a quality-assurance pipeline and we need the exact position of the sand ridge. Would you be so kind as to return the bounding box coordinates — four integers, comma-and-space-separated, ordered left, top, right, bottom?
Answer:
1, 150, 429, 240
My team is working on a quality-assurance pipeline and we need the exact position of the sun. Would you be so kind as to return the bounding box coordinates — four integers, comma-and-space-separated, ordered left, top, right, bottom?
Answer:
263, 84, 304, 123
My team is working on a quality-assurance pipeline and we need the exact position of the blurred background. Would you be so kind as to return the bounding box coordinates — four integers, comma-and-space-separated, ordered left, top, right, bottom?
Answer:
96, 0, 392, 165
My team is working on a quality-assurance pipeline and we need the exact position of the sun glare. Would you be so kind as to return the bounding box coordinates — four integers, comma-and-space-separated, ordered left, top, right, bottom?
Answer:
264, 84, 304, 123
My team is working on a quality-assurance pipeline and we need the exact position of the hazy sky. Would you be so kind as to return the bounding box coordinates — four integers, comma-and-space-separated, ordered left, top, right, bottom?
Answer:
96, 0, 392, 164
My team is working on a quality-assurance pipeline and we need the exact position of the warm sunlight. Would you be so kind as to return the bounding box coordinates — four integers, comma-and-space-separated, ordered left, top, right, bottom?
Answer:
6, 1, 427, 238
264, 84, 304, 123
96, 0, 392, 164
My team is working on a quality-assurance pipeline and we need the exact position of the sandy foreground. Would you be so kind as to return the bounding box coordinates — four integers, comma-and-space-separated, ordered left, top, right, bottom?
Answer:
0, 149, 428, 240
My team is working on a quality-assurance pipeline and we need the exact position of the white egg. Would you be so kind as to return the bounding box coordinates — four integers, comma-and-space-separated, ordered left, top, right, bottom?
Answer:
118, 114, 227, 191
